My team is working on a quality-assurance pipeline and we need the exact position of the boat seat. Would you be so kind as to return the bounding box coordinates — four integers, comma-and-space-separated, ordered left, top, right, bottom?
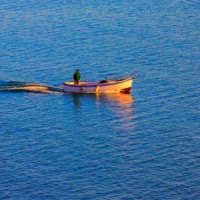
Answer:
99, 80, 108, 83
118, 79, 125, 81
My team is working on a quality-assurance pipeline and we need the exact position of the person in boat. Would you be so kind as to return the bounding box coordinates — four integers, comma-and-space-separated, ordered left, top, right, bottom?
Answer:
73, 69, 81, 84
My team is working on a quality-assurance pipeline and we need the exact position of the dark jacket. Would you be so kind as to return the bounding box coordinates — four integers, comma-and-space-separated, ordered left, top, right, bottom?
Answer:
73, 72, 81, 80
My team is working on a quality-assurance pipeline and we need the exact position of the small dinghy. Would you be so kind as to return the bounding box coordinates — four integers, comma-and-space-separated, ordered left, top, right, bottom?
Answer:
63, 77, 134, 93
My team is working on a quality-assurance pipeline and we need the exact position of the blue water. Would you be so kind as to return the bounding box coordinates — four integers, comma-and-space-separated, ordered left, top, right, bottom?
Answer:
1, 1, 200, 199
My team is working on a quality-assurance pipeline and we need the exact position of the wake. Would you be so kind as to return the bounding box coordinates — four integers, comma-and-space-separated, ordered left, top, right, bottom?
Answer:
0, 81, 64, 94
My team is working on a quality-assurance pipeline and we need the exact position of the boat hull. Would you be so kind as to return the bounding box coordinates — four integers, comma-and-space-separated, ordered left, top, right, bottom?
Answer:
63, 78, 133, 93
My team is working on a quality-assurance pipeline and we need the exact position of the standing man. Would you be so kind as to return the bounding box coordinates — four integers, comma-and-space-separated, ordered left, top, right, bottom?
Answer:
73, 69, 81, 84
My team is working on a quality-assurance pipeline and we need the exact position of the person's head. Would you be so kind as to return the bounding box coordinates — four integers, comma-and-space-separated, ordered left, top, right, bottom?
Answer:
76, 69, 79, 73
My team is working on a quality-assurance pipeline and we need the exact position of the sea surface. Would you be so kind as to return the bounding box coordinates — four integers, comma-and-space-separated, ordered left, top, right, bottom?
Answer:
1, 1, 200, 199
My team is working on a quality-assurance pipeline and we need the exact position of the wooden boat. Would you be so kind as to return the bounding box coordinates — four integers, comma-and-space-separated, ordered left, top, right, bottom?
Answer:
63, 77, 134, 93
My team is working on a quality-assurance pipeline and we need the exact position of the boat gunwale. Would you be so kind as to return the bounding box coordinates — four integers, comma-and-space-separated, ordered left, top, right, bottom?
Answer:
63, 77, 134, 88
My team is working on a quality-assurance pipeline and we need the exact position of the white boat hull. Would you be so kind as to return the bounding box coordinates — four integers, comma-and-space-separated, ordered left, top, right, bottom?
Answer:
63, 78, 134, 93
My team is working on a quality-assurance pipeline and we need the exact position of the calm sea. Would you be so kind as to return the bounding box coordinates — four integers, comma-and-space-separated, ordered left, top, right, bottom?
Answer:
1, 1, 200, 199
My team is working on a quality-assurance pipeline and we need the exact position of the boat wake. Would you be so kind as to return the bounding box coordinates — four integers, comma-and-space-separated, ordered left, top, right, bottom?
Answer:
0, 81, 64, 94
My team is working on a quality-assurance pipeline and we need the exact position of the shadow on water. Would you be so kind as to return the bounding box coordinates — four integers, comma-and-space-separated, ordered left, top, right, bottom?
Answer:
70, 92, 135, 114
72, 93, 82, 109
70, 92, 134, 106
68, 92, 136, 131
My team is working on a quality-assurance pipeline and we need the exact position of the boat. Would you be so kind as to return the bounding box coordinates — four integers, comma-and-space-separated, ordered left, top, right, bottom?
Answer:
63, 77, 134, 93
